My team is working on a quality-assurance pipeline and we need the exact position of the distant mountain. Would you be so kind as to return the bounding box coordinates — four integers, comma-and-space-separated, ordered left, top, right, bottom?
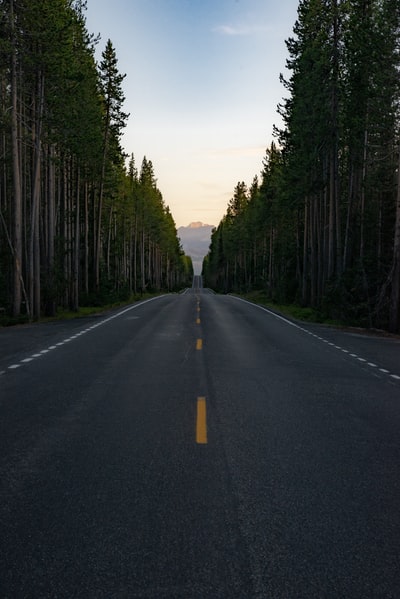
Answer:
178, 222, 214, 275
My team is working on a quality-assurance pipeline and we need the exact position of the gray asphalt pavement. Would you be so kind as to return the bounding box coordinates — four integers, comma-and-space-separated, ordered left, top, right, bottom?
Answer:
1, 285, 399, 598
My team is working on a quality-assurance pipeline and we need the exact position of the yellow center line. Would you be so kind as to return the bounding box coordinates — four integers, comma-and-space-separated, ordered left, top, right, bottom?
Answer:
196, 317, 201, 324
196, 338, 203, 350
196, 397, 207, 444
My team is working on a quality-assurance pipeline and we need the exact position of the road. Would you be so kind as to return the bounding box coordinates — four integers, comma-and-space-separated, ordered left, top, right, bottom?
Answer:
1, 277, 400, 598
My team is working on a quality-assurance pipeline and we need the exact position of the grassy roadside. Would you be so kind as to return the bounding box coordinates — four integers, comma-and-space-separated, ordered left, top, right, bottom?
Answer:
234, 290, 342, 326
234, 290, 400, 339
0, 292, 165, 327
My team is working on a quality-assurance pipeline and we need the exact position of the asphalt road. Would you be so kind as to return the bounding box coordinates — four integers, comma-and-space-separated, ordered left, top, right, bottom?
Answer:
1, 281, 400, 598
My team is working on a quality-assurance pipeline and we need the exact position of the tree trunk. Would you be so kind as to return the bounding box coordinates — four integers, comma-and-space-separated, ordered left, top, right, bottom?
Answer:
29, 73, 44, 320
84, 181, 89, 295
72, 168, 80, 311
389, 149, 400, 332
106, 205, 113, 279
95, 95, 111, 290
45, 144, 56, 316
133, 214, 138, 294
343, 165, 354, 270
141, 229, 145, 293
359, 127, 369, 261
310, 194, 316, 306
302, 197, 309, 304
10, 0, 23, 317
329, 0, 341, 279
328, 150, 336, 279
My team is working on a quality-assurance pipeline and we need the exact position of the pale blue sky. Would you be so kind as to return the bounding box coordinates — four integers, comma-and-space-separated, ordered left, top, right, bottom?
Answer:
85, 0, 299, 227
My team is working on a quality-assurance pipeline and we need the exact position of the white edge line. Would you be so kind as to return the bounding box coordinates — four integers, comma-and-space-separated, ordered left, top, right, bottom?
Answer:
229, 295, 399, 383
2, 295, 168, 375
230, 296, 307, 332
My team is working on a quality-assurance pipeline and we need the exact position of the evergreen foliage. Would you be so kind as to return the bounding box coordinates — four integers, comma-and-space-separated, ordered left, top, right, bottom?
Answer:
0, 1, 192, 322
204, 0, 400, 332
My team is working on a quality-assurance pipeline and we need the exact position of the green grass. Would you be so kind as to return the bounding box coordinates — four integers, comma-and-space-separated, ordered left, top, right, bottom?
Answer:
236, 290, 342, 326
0, 292, 165, 327
44, 292, 166, 322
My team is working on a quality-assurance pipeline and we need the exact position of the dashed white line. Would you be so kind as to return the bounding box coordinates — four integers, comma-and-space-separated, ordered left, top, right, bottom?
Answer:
0, 295, 166, 376
230, 295, 400, 384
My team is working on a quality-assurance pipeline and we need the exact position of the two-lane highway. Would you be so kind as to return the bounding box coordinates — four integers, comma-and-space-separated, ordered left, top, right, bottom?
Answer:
1, 286, 400, 597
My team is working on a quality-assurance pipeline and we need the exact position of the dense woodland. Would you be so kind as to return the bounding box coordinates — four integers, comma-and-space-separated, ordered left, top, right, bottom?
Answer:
204, 0, 400, 333
0, 0, 192, 323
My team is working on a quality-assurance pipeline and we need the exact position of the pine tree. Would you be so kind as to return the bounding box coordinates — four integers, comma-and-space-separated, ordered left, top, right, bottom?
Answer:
95, 39, 129, 290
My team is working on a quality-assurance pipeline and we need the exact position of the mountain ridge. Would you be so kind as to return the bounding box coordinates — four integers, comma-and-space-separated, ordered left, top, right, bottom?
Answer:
178, 222, 214, 276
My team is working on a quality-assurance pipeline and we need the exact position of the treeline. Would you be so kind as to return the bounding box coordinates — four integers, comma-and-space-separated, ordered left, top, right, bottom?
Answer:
203, 0, 400, 332
0, 0, 192, 323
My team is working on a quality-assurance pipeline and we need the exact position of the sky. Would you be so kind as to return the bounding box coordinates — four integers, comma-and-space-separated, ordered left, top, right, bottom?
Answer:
85, 0, 299, 228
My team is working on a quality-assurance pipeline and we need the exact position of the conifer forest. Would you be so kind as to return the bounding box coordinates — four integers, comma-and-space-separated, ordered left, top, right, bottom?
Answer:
1, 1, 400, 333
204, 0, 400, 333
0, 0, 192, 323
